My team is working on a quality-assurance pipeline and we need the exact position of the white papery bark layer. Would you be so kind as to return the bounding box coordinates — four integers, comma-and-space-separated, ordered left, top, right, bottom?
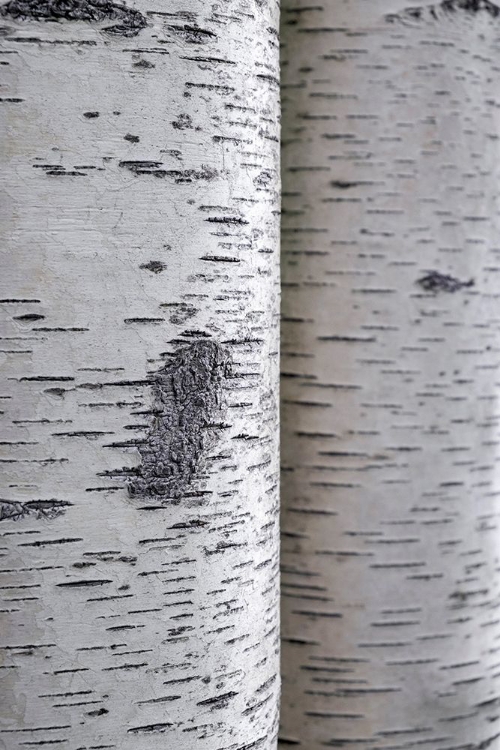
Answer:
0, 2, 280, 748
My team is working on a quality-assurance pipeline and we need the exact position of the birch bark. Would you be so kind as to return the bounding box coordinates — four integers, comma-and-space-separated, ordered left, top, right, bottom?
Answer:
280, 1, 500, 747
0, 2, 280, 748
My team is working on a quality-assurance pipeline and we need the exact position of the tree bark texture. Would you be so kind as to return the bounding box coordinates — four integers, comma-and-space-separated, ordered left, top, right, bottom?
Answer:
280, 1, 500, 748
0, 1, 280, 748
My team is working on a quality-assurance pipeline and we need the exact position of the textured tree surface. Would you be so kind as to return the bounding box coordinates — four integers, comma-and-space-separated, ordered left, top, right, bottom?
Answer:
0, 1, 280, 747
280, 1, 500, 747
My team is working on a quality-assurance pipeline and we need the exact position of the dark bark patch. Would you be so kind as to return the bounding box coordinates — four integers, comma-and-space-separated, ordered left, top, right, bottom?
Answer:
330, 180, 364, 189
0, 498, 71, 521
86, 708, 108, 717
0, 0, 147, 36
197, 691, 238, 709
160, 302, 197, 325
205, 215, 248, 226
164, 166, 218, 184
139, 260, 166, 274
44, 387, 67, 397
14, 313, 45, 321
475, 733, 500, 749
44, 167, 87, 176
57, 578, 112, 587
119, 160, 218, 183
128, 722, 174, 734
386, 0, 500, 23
167, 24, 216, 44
119, 160, 162, 173
417, 271, 474, 293
123, 317, 163, 324
172, 113, 193, 130
128, 339, 230, 501
442, 0, 500, 13
132, 58, 154, 68
254, 170, 273, 188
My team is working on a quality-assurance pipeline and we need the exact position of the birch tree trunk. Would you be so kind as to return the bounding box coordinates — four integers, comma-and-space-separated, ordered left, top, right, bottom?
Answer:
0, 2, 280, 748
280, 1, 500, 747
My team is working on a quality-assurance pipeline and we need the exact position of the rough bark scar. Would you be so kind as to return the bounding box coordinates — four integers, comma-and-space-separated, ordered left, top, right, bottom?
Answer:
128, 339, 230, 500
386, 0, 500, 23
417, 271, 475, 293
0, 0, 147, 36
0, 499, 71, 522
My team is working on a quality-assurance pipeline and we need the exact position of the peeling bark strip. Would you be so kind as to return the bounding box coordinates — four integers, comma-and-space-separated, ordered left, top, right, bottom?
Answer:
281, 0, 500, 747
129, 340, 229, 500
0, 0, 147, 36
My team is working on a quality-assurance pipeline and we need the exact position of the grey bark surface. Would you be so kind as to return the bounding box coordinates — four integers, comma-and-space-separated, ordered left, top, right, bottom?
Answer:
280, 1, 500, 747
0, 1, 280, 748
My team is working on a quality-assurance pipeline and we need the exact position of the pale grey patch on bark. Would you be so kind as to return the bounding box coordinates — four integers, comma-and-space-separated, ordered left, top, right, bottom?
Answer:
128, 339, 230, 500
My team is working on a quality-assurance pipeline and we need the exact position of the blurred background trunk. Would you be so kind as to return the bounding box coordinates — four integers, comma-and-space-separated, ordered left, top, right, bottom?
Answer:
280, 1, 500, 747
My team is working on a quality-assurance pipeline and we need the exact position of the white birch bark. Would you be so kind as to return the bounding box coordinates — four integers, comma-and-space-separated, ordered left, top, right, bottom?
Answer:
280, 1, 500, 747
0, 2, 280, 748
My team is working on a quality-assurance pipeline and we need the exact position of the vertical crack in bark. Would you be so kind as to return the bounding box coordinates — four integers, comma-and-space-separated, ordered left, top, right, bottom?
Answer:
128, 339, 230, 501
0, 0, 147, 36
